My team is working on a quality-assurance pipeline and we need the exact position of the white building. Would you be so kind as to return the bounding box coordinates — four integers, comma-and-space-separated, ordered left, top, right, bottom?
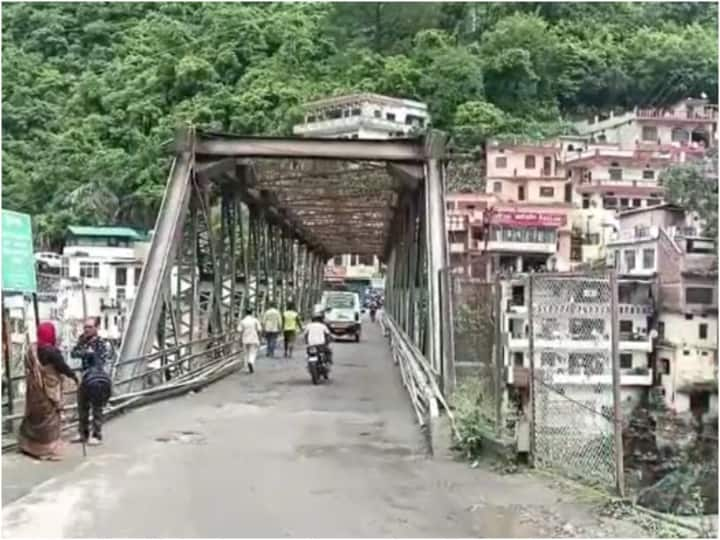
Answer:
293, 93, 429, 140
573, 97, 717, 151
606, 204, 718, 419
501, 274, 654, 424
60, 226, 150, 341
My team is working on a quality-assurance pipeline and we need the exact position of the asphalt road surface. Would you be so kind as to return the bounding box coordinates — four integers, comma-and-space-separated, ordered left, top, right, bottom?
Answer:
2, 321, 647, 538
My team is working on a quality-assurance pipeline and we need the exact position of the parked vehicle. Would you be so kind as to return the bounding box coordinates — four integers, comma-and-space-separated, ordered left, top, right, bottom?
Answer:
306, 345, 330, 385
321, 291, 361, 342
35, 252, 62, 271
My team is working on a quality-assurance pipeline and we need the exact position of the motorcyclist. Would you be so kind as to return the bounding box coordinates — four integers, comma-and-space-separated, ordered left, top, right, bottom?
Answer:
369, 298, 378, 322
304, 312, 333, 365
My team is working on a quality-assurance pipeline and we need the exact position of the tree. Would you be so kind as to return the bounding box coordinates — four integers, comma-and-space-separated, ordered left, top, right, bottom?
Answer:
660, 150, 719, 243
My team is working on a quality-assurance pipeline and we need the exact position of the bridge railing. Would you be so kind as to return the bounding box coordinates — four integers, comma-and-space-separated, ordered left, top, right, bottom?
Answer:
2, 333, 243, 449
380, 312, 458, 450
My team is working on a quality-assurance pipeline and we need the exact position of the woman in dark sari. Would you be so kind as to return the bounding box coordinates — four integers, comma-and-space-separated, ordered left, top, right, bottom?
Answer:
18, 322, 78, 460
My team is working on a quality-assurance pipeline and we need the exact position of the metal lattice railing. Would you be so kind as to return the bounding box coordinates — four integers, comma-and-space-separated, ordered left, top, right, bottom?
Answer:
446, 273, 512, 438
529, 274, 618, 489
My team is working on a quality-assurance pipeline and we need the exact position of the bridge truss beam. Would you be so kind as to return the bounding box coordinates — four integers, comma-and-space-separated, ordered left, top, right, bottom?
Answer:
117, 128, 454, 404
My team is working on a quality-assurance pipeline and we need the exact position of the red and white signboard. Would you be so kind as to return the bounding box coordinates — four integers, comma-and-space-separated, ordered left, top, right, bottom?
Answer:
324, 265, 346, 282
491, 211, 566, 228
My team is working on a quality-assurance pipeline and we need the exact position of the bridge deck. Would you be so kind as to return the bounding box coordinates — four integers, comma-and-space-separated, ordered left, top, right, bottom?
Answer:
3, 322, 644, 538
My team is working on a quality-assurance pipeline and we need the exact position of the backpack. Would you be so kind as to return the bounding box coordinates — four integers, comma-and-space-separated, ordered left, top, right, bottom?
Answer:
81, 366, 112, 406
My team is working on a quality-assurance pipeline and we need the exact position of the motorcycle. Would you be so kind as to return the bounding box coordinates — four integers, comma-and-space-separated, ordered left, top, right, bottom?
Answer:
306, 345, 330, 385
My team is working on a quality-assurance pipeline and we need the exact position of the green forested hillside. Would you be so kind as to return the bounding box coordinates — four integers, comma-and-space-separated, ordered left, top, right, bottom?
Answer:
2, 2, 717, 246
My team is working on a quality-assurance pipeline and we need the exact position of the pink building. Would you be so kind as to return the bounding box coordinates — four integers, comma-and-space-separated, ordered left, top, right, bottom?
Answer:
447, 153, 573, 280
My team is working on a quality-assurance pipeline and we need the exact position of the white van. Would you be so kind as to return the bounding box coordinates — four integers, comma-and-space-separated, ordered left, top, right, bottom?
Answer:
321, 291, 362, 342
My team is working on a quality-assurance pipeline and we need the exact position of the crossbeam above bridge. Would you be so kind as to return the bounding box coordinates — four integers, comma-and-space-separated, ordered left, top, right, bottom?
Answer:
186, 132, 428, 162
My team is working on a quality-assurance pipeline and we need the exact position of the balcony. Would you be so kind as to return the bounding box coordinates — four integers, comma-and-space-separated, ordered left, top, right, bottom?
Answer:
482, 240, 556, 254
540, 370, 653, 386
618, 304, 653, 315
293, 115, 414, 136
506, 334, 652, 353
506, 365, 652, 386
636, 108, 718, 122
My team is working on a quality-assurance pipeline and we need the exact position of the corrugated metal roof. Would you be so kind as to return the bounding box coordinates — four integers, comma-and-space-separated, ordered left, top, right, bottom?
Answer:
67, 226, 141, 240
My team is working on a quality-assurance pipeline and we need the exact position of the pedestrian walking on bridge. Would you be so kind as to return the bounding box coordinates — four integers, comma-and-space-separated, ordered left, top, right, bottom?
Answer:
262, 302, 282, 358
239, 308, 262, 373
282, 301, 302, 358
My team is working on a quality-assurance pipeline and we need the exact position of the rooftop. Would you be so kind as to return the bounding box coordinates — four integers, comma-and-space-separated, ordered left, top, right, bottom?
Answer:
302, 93, 428, 111
616, 203, 685, 218
67, 226, 142, 240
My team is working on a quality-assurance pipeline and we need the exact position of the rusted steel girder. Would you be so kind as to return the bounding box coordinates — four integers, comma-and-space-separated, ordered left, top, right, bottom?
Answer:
189, 131, 426, 162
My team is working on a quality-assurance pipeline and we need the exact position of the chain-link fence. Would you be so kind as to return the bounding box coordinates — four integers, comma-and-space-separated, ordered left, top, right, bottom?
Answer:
445, 271, 509, 438
529, 274, 620, 489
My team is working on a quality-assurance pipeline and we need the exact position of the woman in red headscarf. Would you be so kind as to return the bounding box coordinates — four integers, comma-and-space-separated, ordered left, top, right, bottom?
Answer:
18, 322, 78, 460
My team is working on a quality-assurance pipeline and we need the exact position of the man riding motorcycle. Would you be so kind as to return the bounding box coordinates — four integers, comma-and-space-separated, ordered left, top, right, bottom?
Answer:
304, 311, 333, 365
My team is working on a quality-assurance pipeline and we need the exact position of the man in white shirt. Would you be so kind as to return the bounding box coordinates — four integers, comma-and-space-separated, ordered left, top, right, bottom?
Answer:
239, 308, 262, 373
304, 314, 333, 364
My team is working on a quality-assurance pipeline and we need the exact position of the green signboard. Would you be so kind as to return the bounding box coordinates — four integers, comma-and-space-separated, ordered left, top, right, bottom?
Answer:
2, 209, 37, 293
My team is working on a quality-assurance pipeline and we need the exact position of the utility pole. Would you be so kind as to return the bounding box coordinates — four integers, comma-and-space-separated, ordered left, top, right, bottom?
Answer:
609, 270, 625, 497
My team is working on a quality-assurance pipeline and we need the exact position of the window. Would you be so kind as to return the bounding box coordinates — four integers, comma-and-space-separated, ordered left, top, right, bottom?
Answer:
117, 287, 126, 302
603, 197, 617, 209
685, 313, 695, 320
584, 233, 600, 245
620, 198, 629, 208
385, 112, 396, 121
525, 155, 536, 169
134, 267, 142, 286
686, 287, 713, 304
582, 195, 591, 209
539, 186, 554, 197
513, 352, 524, 367
333, 256, 342, 266
609, 168, 623, 181
374, 110, 381, 118
671, 127, 688, 143
116, 267, 127, 286
642, 248, 655, 269
658, 321, 665, 339
564, 183, 572, 203
79, 262, 100, 279
699, 323, 708, 339
624, 250, 636, 270
642, 126, 658, 141
690, 391, 711, 414
619, 320, 633, 334
358, 254, 374, 266
660, 358, 670, 375
647, 198, 662, 206
351, 107, 361, 116
620, 353, 633, 369
495, 156, 507, 168
518, 186, 525, 201
642, 169, 655, 180
632, 198, 642, 207
543, 156, 552, 176
493, 181, 502, 193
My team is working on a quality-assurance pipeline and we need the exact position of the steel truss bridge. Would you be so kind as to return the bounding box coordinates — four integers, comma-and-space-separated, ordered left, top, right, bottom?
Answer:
113, 128, 456, 428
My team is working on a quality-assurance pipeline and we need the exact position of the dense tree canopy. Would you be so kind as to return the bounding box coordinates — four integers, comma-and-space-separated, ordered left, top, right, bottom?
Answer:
2, 2, 717, 246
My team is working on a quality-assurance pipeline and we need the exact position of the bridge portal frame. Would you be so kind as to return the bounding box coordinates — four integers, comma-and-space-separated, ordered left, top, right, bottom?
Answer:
116, 128, 454, 403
